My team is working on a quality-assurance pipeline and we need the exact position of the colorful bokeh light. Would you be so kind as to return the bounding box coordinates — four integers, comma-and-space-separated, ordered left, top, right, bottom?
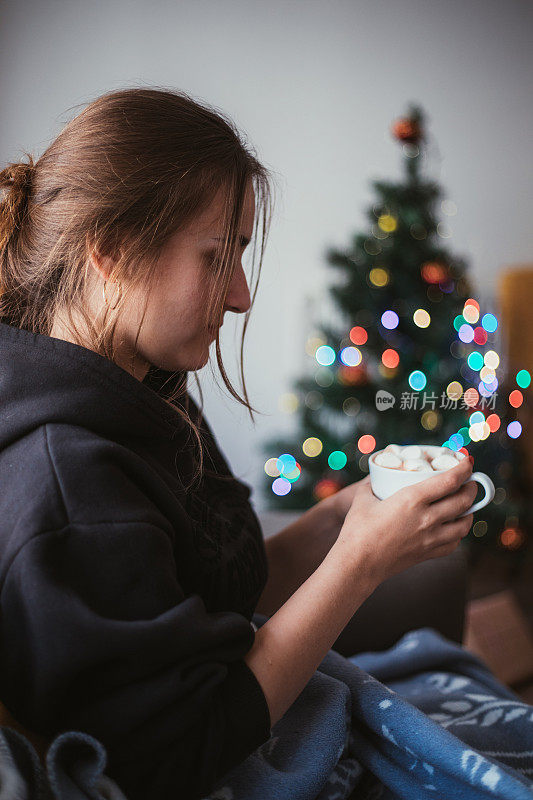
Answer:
340, 346, 362, 367
516, 370, 531, 389
409, 370, 427, 391
473, 327, 488, 345
328, 450, 347, 470
486, 414, 501, 432
481, 313, 498, 333
382, 348, 400, 368
357, 435, 376, 454
302, 437, 323, 457
463, 304, 479, 323
381, 310, 399, 329
507, 421, 522, 439
315, 345, 336, 366
272, 477, 291, 496
350, 326, 368, 346
467, 351, 484, 371
369, 267, 389, 287
458, 324, 474, 343
413, 308, 431, 328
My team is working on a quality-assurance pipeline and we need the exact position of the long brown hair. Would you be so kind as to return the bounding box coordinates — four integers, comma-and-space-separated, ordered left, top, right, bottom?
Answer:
0, 86, 276, 490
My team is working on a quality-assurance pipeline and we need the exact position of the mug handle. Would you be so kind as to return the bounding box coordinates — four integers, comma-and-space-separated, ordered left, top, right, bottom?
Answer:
457, 471, 496, 518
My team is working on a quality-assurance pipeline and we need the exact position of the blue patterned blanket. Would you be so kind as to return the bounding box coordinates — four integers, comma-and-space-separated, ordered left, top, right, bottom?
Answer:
1, 614, 532, 799
206, 613, 533, 800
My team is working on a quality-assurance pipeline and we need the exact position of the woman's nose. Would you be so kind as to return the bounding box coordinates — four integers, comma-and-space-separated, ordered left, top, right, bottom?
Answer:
224, 262, 251, 315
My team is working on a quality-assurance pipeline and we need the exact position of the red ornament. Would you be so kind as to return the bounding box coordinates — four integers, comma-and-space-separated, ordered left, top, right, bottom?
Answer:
314, 478, 341, 501
338, 364, 367, 386
500, 526, 526, 551
391, 117, 422, 144
421, 261, 449, 284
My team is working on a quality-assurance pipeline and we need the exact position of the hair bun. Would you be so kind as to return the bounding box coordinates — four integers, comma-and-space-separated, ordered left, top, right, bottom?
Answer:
0, 154, 35, 248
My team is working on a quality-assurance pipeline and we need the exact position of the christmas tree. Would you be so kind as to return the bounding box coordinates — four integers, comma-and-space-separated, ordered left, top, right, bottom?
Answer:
260, 103, 531, 570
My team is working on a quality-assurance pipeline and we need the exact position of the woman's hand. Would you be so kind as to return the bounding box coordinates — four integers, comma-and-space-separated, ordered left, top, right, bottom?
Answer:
325, 475, 373, 524
335, 456, 476, 586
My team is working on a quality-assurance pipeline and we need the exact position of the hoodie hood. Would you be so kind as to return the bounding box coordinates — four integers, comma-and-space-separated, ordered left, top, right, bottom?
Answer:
0, 319, 190, 452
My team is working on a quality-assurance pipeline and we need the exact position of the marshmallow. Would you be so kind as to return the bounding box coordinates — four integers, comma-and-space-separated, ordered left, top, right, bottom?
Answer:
400, 445, 423, 460
374, 452, 403, 469
431, 455, 458, 471
384, 444, 402, 456
403, 458, 433, 472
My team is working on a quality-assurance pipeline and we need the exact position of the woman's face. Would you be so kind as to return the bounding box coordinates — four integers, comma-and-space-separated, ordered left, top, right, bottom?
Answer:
111, 182, 256, 379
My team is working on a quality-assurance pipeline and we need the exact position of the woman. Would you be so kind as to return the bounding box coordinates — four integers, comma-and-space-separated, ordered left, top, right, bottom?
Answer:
0, 87, 476, 800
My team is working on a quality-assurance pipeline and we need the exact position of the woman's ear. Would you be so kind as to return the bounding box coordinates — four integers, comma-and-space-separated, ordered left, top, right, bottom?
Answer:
84, 231, 120, 283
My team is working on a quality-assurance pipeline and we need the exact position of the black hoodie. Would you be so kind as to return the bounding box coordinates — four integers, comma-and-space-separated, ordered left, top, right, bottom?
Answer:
0, 319, 272, 800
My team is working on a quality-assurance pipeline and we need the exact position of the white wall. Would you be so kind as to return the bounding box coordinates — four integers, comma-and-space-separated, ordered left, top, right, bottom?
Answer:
1, 0, 532, 511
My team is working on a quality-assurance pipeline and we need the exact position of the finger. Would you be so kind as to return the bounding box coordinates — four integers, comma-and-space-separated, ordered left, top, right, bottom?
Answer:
433, 513, 474, 548
415, 456, 473, 504
428, 480, 478, 525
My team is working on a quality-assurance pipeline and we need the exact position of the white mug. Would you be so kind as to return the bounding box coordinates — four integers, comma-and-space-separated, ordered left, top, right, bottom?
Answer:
368, 445, 495, 518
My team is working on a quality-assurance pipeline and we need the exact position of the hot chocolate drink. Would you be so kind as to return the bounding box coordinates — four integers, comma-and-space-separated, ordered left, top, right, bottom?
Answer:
368, 442, 495, 516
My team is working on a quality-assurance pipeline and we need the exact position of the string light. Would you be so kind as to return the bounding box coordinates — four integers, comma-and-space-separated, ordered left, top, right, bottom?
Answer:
357, 435, 376, 454
314, 478, 340, 500
279, 392, 299, 413
340, 346, 362, 366
382, 348, 400, 368
302, 437, 323, 457
413, 308, 431, 328
421, 262, 447, 283
264, 458, 281, 477
381, 310, 399, 329
481, 313, 498, 333
509, 390, 523, 408
473, 327, 488, 345
315, 345, 336, 366
458, 324, 474, 343
516, 369, 531, 389
463, 387, 479, 407
409, 370, 427, 390
315, 368, 334, 387
446, 381, 463, 400
421, 410, 439, 430
462, 304, 479, 323
479, 366, 496, 384
507, 421, 522, 439
343, 397, 361, 415
272, 477, 291, 496
328, 450, 347, 470
369, 267, 389, 287
500, 526, 525, 550
305, 335, 326, 356
377, 214, 397, 232
486, 414, 501, 432
467, 351, 483, 371
484, 350, 500, 369
350, 326, 368, 345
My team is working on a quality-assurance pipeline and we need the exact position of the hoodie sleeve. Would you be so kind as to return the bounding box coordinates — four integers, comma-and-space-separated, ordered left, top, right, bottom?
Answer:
0, 519, 272, 800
